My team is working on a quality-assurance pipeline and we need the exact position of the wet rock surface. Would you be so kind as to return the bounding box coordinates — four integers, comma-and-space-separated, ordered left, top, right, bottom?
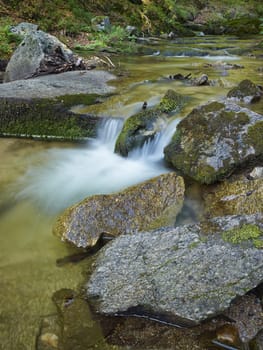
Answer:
53, 172, 185, 248
87, 213, 263, 323
223, 293, 263, 343
37, 289, 109, 350
227, 79, 262, 103
0, 96, 103, 140
164, 100, 263, 184
203, 176, 263, 218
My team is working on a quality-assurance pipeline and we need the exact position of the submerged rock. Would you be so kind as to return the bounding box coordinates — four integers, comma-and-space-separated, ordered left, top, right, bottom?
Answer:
53, 172, 184, 248
4, 28, 85, 82
115, 89, 185, 156
164, 101, 263, 184
192, 74, 209, 86
227, 79, 262, 103
37, 289, 107, 350
250, 329, 263, 350
87, 213, 263, 323
223, 294, 263, 343
203, 177, 263, 218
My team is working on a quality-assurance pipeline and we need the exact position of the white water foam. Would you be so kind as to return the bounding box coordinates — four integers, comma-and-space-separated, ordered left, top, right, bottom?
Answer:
16, 118, 178, 214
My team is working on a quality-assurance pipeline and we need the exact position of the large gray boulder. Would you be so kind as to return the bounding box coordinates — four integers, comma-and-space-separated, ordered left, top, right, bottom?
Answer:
87, 213, 263, 323
53, 172, 184, 248
164, 101, 263, 184
4, 29, 85, 82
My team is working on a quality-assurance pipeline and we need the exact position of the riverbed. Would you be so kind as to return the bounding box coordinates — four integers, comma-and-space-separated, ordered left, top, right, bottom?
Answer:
0, 35, 262, 349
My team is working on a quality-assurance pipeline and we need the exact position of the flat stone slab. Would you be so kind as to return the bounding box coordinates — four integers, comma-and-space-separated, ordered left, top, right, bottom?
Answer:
87, 214, 263, 323
0, 70, 116, 99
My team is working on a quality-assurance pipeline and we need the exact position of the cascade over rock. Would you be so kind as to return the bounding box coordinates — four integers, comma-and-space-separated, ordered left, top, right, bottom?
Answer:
164, 100, 263, 184
53, 172, 184, 248
87, 213, 263, 323
115, 89, 185, 156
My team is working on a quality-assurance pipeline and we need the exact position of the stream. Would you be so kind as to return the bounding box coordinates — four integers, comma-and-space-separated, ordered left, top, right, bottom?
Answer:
0, 35, 262, 350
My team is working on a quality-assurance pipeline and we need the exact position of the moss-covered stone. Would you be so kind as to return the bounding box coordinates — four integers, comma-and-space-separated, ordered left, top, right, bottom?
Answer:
114, 108, 163, 156
164, 101, 263, 184
227, 79, 262, 103
203, 178, 263, 218
53, 172, 185, 248
115, 89, 186, 156
222, 224, 262, 247
0, 96, 101, 141
159, 89, 186, 114
246, 121, 263, 154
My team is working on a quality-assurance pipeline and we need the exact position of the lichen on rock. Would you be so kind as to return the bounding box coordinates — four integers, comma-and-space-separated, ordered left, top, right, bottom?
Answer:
227, 79, 262, 103
86, 213, 263, 323
115, 89, 186, 156
164, 100, 263, 184
53, 172, 185, 248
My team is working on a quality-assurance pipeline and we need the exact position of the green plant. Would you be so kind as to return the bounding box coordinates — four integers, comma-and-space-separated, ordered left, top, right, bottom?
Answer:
87, 25, 137, 53
0, 19, 22, 58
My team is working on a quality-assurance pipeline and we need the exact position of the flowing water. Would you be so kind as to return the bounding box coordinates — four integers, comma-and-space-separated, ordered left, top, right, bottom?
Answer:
0, 36, 262, 349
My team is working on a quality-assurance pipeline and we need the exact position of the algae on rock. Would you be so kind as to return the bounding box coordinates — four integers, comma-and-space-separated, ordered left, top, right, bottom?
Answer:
0, 96, 101, 140
115, 89, 186, 156
203, 177, 263, 218
164, 101, 263, 184
53, 172, 185, 248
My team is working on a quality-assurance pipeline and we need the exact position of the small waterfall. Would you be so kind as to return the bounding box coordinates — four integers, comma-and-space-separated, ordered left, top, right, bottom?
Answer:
130, 118, 180, 161
16, 118, 178, 213
96, 118, 123, 149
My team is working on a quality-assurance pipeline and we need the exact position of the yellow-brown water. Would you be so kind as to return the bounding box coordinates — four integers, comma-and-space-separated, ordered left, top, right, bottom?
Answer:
0, 36, 262, 349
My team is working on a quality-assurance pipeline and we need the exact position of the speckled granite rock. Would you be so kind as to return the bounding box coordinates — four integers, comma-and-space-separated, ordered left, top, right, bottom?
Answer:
53, 172, 184, 248
87, 213, 263, 323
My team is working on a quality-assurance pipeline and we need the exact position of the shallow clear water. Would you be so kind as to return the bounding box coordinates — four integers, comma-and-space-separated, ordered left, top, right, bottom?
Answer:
0, 35, 262, 349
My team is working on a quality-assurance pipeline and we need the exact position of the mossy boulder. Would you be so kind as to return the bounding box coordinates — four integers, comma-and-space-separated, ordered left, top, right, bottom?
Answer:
227, 79, 262, 103
53, 172, 185, 248
164, 101, 263, 184
115, 89, 186, 156
0, 96, 101, 140
203, 177, 263, 218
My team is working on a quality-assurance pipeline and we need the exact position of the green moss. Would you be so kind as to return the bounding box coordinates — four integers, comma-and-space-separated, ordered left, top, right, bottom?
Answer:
253, 239, 263, 249
246, 121, 263, 154
0, 97, 99, 140
115, 89, 186, 156
222, 224, 262, 246
55, 93, 99, 108
159, 89, 186, 114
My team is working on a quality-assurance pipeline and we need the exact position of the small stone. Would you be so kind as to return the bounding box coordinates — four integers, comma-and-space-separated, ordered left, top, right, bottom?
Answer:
216, 324, 240, 346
